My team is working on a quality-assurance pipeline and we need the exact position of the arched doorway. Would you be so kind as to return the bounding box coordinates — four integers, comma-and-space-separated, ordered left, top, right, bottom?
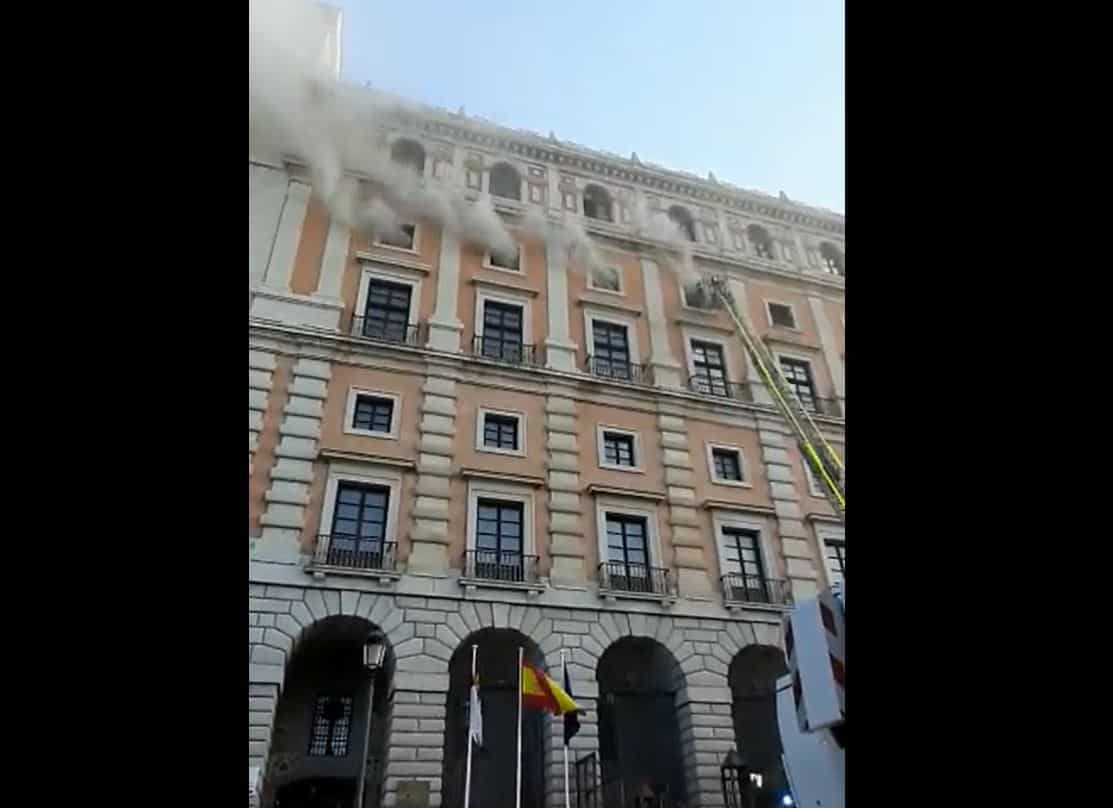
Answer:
596, 637, 687, 807
728, 646, 789, 808
442, 628, 547, 808
265, 616, 394, 808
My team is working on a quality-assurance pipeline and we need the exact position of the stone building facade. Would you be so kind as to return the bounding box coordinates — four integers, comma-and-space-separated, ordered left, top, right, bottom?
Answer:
249, 20, 845, 806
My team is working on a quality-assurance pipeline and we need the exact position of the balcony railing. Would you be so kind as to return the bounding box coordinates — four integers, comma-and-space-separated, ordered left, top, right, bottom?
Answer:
313, 536, 398, 572
350, 317, 421, 346
686, 374, 752, 401
585, 355, 649, 385
720, 575, 793, 607
471, 335, 539, 366
463, 550, 540, 584
805, 396, 843, 418
597, 562, 671, 596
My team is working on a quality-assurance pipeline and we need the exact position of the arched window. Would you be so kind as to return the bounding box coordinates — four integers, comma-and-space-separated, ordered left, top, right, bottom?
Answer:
582, 184, 613, 222
667, 205, 697, 242
819, 242, 845, 276
728, 646, 790, 805
746, 224, 774, 259
489, 162, 522, 201
390, 138, 426, 176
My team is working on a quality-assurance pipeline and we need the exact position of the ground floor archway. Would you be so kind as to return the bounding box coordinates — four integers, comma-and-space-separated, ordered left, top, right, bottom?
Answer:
729, 645, 789, 808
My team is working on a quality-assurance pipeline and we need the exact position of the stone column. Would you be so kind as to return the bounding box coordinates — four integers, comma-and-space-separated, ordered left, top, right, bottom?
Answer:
659, 413, 714, 596
256, 357, 330, 564
808, 296, 845, 415
546, 392, 587, 584
544, 240, 579, 371
409, 367, 458, 572
641, 258, 683, 387
756, 417, 820, 601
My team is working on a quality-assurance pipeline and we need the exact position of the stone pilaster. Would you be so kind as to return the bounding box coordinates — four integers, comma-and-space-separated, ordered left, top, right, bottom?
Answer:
409, 368, 458, 572
250, 350, 277, 474
543, 240, 578, 371
808, 296, 845, 414
256, 358, 330, 564
263, 180, 311, 291
546, 393, 586, 584
249, 163, 290, 293
641, 258, 683, 387
756, 418, 821, 600
658, 413, 714, 596
676, 693, 735, 808
427, 230, 464, 351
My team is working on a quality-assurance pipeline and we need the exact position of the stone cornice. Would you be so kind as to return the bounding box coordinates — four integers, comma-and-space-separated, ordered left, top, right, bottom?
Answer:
347, 86, 843, 234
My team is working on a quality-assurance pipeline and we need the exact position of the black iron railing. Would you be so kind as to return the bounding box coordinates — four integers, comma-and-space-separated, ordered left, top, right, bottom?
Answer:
806, 396, 843, 418
463, 550, 540, 584
313, 536, 397, 572
471, 335, 538, 366
597, 562, 671, 596
720, 575, 793, 607
686, 374, 751, 401
350, 317, 421, 346
585, 355, 648, 385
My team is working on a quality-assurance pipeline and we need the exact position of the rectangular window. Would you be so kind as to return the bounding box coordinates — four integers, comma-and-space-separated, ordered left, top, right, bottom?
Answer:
589, 266, 622, 293
768, 302, 797, 329
467, 169, 482, 190
591, 320, 631, 379
731, 230, 745, 250
605, 513, 651, 591
529, 184, 544, 203
682, 281, 719, 310
804, 461, 824, 497
602, 431, 636, 467
474, 499, 524, 579
722, 526, 769, 602
362, 279, 412, 342
480, 300, 524, 362
351, 394, 394, 434
562, 191, 577, 211
825, 539, 846, 588
377, 224, 416, 251
328, 482, 390, 566
308, 694, 353, 757
483, 413, 519, 451
779, 242, 796, 264
691, 340, 730, 396
779, 357, 817, 412
486, 246, 521, 271
712, 448, 743, 482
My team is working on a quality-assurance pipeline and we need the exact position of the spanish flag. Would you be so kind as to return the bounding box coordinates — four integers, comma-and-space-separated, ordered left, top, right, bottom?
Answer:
520, 662, 580, 715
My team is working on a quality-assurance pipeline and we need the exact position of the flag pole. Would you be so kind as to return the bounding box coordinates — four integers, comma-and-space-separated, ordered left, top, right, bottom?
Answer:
562, 649, 571, 808
516, 645, 524, 808
464, 644, 477, 808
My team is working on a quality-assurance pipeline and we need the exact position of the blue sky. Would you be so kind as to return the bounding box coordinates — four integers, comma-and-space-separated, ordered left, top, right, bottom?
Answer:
332, 0, 844, 213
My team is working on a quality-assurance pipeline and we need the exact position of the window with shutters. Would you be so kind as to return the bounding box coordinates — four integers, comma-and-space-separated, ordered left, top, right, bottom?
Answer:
766, 301, 798, 330
344, 389, 400, 438
598, 427, 640, 471
476, 407, 525, 456
308, 694, 354, 756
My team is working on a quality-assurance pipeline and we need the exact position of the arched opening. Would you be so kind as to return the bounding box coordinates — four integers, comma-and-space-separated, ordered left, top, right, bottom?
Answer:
667, 205, 697, 242
442, 628, 547, 808
266, 616, 394, 808
489, 162, 522, 201
746, 225, 774, 259
390, 138, 426, 176
583, 184, 614, 222
819, 242, 845, 276
728, 646, 790, 808
596, 637, 687, 807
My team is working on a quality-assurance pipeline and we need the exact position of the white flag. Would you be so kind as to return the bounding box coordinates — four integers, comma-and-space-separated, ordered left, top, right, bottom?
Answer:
469, 683, 483, 748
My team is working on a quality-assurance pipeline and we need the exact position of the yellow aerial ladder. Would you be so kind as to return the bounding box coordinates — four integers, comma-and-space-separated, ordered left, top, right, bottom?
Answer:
700, 276, 845, 520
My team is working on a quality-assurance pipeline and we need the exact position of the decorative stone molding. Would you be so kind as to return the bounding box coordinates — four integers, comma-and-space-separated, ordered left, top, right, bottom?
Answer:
249, 350, 277, 474
657, 412, 714, 597
408, 368, 459, 572
546, 393, 586, 584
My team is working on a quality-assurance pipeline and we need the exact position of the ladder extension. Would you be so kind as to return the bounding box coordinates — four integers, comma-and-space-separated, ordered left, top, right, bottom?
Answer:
704, 277, 845, 518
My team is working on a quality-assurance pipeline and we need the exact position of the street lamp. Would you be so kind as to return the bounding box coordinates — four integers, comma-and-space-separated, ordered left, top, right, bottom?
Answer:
355, 633, 387, 808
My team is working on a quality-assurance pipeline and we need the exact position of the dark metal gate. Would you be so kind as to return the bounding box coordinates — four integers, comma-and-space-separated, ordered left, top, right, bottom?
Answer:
575, 752, 600, 808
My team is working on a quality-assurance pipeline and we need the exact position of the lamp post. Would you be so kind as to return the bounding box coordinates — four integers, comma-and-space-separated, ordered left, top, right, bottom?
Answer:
355, 633, 387, 808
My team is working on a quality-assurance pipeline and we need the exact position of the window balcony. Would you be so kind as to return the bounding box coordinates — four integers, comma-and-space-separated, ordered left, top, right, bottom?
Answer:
308, 536, 399, 582
470, 335, 540, 367
597, 561, 672, 599
461, 550, 543, 593
584, 355, 650, 385
686, 374, 753, 402
720, 575, 793, 610
350, 317, 421, 346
